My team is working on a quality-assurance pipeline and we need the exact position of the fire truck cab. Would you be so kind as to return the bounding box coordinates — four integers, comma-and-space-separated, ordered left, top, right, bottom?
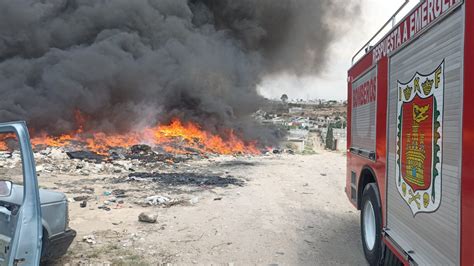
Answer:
346, 0, 474, 265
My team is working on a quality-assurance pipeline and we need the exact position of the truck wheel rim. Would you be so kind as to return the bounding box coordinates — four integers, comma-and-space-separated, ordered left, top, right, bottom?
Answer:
363, 200, 376, 251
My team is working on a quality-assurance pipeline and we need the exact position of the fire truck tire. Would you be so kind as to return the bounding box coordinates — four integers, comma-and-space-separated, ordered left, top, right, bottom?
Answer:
361, 183, 382, 266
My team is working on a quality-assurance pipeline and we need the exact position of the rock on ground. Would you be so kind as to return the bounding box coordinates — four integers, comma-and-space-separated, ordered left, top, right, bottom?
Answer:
138, 212, 158, 223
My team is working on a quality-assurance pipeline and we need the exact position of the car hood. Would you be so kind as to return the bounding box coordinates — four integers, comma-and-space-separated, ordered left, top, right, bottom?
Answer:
1, 184, 66, 206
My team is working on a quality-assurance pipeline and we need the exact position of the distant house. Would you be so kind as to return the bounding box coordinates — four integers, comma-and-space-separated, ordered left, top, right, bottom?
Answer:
289, 107, 303, 114
287, 129, 309, 152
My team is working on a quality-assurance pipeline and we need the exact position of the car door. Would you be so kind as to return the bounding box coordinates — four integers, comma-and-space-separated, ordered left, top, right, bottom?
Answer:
0, 122, 42, 266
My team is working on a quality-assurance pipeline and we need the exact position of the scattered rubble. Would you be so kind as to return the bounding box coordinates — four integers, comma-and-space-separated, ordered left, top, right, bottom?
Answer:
1, 143, 255, 238
217, 161, 256, 167
45, 148, 69, 160
112, 189, 127, 198
189, 197, 199, 205
0, 151, 12, 159
83, 235, 97, 245
125, 172, 245, 187
146, 195, 170, 206
73, 195, 90, 201
67, 151, 106, 162
98, 205, 111, 211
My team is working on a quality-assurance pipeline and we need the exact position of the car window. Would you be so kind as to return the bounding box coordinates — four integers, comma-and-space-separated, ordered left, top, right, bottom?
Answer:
0, 133, 23, 187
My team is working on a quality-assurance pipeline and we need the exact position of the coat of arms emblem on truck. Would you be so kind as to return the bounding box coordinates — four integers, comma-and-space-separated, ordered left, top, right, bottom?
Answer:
396, 61, 444, 215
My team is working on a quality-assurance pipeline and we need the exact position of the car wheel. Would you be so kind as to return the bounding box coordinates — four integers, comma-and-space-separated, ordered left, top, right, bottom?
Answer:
361, 183, 382, 266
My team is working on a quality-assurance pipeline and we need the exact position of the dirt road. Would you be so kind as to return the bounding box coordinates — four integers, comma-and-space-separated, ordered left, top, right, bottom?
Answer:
55, 151, 367, 265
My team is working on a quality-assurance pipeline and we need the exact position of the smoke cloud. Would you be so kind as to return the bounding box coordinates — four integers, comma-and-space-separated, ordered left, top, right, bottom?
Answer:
0, 0, 359, 144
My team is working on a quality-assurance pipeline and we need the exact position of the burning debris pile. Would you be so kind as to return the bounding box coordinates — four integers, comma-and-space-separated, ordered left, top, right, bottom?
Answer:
0, 116, 261, 163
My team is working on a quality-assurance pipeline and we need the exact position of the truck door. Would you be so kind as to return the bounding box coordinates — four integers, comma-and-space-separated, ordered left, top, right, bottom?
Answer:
385, 5, 464, 265
0, 122, 42, 266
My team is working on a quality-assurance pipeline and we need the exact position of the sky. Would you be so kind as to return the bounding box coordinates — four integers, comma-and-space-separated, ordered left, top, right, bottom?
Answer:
257, 0, 419, 101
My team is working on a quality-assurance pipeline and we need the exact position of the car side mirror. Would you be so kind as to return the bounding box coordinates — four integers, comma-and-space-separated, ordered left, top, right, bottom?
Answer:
0, 180, 12, 197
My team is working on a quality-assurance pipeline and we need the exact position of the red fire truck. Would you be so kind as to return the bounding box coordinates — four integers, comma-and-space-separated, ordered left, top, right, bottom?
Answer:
346, 0, 473, 265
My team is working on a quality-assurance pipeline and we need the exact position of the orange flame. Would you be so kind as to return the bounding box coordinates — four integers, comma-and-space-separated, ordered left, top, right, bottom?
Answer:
153, 119, 259, 155
0, 117, 260, 155
0, 133, 15, 151
0, 141, 7, 151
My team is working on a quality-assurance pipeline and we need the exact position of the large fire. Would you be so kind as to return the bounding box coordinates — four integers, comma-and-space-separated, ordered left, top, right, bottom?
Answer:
0, 117, 260, 155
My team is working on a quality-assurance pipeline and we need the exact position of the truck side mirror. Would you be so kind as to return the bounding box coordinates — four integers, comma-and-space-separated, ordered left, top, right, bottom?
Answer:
0, 180, 12, 197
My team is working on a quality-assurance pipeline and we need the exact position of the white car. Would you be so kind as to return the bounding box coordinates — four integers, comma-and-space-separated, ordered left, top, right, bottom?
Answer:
0, 121, 75, 265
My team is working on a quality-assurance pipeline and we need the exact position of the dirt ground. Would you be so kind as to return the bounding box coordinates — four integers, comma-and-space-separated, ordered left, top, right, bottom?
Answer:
30, 150, 367, 265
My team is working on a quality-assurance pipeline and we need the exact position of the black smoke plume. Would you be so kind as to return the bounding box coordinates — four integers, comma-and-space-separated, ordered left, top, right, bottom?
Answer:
0, 0, 359, 144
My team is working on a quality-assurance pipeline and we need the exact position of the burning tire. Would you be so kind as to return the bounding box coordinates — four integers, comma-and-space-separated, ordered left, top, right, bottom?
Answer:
361, 183, 382, 265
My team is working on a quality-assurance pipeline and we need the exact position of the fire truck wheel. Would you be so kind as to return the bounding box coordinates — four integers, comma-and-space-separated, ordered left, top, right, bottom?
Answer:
361, 183, 382, 265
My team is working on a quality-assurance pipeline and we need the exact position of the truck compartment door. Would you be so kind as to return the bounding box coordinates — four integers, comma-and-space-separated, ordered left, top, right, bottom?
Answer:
385, 6, 464, 265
